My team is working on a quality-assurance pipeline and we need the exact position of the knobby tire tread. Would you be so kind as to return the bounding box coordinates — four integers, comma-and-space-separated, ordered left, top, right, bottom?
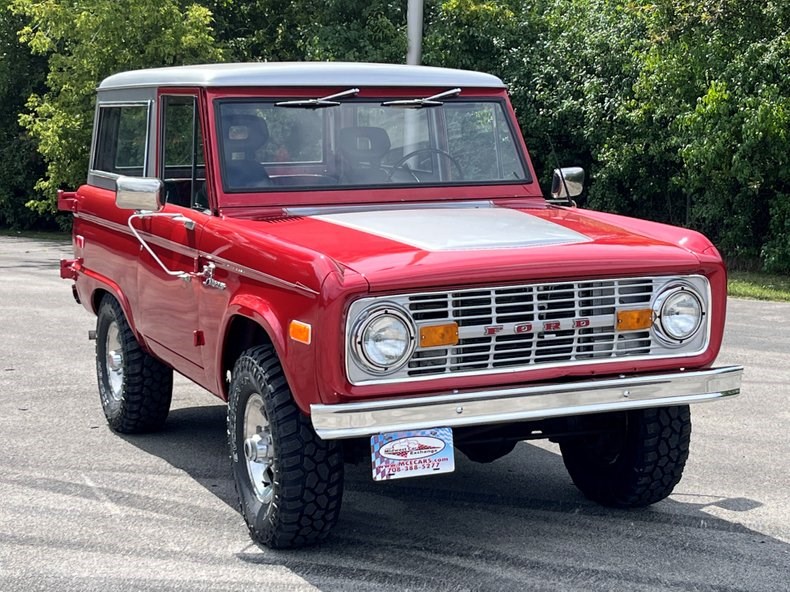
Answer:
228, 345, 344, 549
561, 406, 691, 508
97, 296, 173, 433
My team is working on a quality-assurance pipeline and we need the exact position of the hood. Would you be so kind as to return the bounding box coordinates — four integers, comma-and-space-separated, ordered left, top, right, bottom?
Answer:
245, 203, 704, 291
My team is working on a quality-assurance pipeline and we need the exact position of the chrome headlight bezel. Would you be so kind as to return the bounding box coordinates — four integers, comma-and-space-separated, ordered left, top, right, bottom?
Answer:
350, 304, 416, 375
653, 284, 705, 345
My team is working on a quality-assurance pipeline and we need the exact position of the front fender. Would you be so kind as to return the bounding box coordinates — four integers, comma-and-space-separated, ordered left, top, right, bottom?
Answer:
218, 293, 319, 415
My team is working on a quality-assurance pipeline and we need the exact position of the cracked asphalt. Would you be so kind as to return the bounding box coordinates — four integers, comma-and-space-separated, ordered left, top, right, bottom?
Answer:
0, 235, 788, 591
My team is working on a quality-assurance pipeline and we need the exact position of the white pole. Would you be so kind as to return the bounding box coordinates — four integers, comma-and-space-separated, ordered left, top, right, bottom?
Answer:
407, 0, 424, 65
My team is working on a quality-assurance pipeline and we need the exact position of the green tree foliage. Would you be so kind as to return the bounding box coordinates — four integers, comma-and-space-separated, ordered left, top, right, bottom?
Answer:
508, 0, 789, 272
203, 0, 406, 63
2, 0, 788, 271
0, 5, 48, 229
660, 1, 790, 271
424, 0, 523, 74
10, 0, 222, 217
301, 0, 407, 62
201, 0, 311, 61
507, 1, 651, 204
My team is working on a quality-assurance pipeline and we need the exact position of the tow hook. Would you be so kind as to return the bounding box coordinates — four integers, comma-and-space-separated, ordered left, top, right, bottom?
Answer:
88, 330, 97, 341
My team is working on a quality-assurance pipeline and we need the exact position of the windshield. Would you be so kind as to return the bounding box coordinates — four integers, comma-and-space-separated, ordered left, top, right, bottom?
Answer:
216, 99, 529, 192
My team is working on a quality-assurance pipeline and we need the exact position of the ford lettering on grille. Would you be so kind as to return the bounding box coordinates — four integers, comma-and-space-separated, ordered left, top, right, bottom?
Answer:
483, 318, 593, 336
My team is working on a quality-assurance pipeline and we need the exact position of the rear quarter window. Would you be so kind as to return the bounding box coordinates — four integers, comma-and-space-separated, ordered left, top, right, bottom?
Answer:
92, 104, 150, 176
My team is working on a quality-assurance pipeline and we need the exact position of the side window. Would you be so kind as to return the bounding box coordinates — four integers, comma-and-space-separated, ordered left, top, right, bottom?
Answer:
93, 104, 150, 176
161, 95, 206, 209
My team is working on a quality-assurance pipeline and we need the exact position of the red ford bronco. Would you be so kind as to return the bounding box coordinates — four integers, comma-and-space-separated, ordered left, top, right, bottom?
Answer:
59, 62, 743, 549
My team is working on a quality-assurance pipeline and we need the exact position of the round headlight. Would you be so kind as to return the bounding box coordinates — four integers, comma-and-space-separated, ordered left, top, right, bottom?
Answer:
353, 307, 415, 373
656, 287, 703, 342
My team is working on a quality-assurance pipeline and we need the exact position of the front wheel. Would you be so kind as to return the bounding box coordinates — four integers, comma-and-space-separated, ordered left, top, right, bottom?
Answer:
228, 346, 344, 549
559, 406, 691, 507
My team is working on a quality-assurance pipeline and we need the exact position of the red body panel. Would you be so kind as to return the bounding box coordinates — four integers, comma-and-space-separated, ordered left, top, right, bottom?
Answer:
65, 83, 730, 417
239, 204, 707, 290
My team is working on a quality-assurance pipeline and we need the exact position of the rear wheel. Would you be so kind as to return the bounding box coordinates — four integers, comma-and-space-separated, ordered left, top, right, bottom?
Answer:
559, 406, 691, 507
228, 345, 344, 549
95, 295, 173, 433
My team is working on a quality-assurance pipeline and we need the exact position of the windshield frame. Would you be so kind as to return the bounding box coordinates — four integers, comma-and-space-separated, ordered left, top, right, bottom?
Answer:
207, 87, 540, 209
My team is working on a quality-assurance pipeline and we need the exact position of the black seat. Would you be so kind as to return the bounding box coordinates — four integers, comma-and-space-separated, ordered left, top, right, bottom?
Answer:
337, 127, 391, 184
221, 114, 271, 189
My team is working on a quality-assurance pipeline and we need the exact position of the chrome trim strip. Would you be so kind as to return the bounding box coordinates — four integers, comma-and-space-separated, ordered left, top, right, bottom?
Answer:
89, 170, 121, 180
75, 212, 318, 296
75, 212, 132, 235
137, 230, 199, 259
311, 366, 743, 439
207, 254, 320, 296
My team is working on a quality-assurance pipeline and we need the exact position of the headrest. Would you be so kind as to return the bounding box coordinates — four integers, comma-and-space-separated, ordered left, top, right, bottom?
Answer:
338, 127, 391, 163
223, 113, 269, 151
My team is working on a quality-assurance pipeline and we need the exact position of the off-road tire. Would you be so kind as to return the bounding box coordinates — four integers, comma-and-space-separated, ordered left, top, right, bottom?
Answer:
559, 406, 691, 507
228, 345, 344, 549
95, 295, 173, 433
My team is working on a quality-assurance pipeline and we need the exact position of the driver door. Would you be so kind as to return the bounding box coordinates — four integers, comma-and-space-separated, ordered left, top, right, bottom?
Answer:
136, 93, 208, 379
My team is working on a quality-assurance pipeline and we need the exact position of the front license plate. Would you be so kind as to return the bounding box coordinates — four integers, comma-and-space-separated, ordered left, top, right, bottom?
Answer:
370, 427, 455, 481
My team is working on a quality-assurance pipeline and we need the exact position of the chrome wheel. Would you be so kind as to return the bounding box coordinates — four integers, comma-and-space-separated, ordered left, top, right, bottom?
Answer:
243, 393, 275, 506
95, 295, 173, 433
104, 321, 124, 401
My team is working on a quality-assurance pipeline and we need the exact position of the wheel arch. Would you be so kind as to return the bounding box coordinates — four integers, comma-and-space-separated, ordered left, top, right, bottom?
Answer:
216, 291, 321, 414
220, 313, 275, 400
90, 285, 145, 345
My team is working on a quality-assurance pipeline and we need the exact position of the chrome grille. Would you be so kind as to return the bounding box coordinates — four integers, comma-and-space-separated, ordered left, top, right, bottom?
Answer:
345, 275, 711, 385
405, 279, 654, 377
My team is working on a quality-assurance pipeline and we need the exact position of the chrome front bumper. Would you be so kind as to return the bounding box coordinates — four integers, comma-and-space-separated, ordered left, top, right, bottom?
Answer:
310, 366, 743, 440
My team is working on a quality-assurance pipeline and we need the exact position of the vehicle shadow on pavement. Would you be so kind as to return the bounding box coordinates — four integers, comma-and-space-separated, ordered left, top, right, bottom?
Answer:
119, 403, 238, 509
237, 455, 786, 591
122, 404, 788, 592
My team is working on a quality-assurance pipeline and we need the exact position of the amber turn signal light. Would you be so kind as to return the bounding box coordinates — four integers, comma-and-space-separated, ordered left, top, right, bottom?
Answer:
419, 323, 459, 347
289, 320, 312, 345
616, 309, 654, 331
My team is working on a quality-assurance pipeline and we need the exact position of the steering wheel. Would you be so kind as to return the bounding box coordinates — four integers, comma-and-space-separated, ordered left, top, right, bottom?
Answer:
387, 148, 464, 182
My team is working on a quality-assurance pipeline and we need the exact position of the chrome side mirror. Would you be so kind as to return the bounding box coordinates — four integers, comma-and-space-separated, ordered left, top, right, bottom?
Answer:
115, 176, 164, 211
550, 167, 585, 200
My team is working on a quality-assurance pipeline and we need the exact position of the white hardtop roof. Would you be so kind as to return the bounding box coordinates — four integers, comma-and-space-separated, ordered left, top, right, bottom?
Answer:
98, 62, 506, 91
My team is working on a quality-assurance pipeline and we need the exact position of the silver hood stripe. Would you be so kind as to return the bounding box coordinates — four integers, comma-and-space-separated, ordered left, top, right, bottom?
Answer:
312, 207, 590, 251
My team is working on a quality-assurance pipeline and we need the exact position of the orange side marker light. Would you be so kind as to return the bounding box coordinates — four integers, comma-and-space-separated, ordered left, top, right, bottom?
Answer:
289, 320, 312, 345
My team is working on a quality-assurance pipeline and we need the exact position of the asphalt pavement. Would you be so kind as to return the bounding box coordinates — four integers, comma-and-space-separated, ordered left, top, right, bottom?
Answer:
0, 235, 788, 591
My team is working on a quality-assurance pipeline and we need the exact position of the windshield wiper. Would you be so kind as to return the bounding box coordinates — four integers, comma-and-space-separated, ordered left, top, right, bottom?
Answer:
275, 88, 359, 109
381, 88, 461, 108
